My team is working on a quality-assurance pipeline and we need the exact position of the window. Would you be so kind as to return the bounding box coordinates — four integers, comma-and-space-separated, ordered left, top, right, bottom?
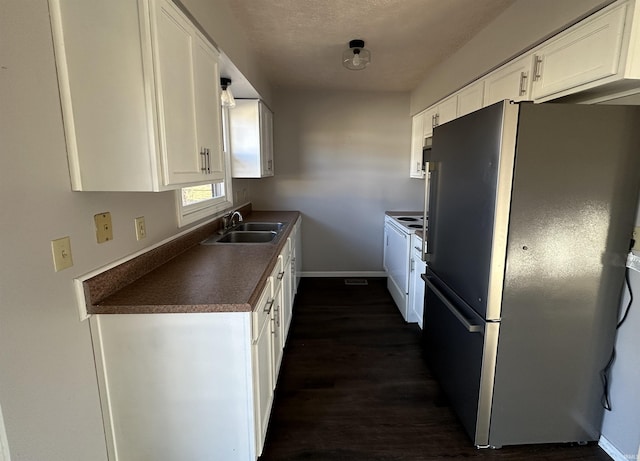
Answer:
176, 106, 233, 226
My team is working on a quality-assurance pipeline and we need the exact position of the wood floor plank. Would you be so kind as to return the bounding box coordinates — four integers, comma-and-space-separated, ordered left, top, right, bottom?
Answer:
259, 278, 611, 461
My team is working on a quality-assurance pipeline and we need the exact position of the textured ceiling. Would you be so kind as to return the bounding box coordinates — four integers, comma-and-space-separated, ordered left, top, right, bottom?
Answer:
227, 0, 515, 92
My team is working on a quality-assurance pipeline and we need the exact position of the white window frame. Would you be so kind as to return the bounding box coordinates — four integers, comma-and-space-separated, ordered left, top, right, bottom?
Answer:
176, 105, 234, 227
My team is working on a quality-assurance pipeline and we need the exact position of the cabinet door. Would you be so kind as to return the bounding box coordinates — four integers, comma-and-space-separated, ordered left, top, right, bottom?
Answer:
421, 106, 439, 139
483, 54, 534, 106
294, 217, 302, 292
437, 96, 458, 125
153, 0, 208, 185
49, 0, 160, 191
260, 103, 274, 177
385, 222, 410, 295
253, 308, 273, 455
531, 3, 626, 101
193, 34, 224, 180
271, 281, 284, 379
282, 245, 293, 339
410, 112, 426, 178
410, 247, 427, 329
457, 81, 485, 118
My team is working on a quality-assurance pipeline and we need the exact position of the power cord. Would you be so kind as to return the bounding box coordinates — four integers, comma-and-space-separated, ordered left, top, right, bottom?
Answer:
601, 266, 634, 411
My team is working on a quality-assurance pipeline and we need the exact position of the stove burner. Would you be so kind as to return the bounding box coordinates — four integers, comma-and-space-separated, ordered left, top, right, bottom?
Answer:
408, 224, 423, 229
397, 217, 419, 222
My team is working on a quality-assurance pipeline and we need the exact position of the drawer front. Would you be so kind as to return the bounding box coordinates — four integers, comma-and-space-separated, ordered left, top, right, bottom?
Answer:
252, 278, 273, 342
271, 254, 285, 289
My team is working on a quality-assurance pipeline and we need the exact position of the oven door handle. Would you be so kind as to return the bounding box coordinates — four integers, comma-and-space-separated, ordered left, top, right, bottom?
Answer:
423, 275, 483, 334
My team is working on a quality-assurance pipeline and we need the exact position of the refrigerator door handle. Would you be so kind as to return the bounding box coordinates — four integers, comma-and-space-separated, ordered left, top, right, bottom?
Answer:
424, 275, 483, 334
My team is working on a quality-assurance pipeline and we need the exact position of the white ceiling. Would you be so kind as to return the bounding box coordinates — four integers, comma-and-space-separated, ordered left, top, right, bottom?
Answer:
226, 0, 515, 92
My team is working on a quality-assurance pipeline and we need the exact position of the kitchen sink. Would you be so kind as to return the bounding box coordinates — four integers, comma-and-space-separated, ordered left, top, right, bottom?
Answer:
233, 222, 285, 232
201, 230, 278, 244
201, 221, 286, 244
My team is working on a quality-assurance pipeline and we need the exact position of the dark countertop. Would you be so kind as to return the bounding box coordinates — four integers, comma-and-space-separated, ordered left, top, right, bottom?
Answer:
91, 210, 300, 315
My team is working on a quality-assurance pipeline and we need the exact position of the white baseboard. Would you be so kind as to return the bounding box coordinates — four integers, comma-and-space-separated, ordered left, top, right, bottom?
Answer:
599, 435, 631, 461
301, 271, 386, 278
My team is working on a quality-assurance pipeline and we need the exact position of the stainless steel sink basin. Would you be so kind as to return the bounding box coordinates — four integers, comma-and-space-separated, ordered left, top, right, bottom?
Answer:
202, 231, 277, 244
233, 222, 285, 232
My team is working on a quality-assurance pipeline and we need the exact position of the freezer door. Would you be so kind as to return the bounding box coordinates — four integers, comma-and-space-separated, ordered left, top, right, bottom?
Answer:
422, 270, 499, 447
427, 101, 518, 320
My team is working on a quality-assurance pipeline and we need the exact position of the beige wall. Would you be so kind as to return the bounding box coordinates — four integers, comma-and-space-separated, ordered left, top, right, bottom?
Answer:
410, 0, 612, 114
0, 1, 269, 459
251, 89, 424, 274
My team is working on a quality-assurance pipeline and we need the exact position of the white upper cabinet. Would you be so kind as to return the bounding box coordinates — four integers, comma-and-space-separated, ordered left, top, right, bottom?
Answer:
409, 97, 455, 179
483, 54, 534, 106
49, 0, 223, 191
456, 80, 485, 118
530, 2, 628, 101
409, 111, 427, 178
436, 95, 458, 126
230, 100, 274, 178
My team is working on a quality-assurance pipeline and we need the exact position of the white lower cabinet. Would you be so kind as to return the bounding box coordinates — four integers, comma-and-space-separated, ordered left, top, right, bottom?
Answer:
90, 257, 302, 460
408, 234, 427, 328
383, 217, 411, 321
252, 278, 275, 456
91, 312, 261, 461
270, 255, 285, 377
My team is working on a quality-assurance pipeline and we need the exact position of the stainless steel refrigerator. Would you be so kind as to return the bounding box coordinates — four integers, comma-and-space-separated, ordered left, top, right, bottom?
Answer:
422, 100, 640, 448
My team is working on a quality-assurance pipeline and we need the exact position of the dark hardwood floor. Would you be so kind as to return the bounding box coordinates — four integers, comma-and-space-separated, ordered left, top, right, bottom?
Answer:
259, 277, 611, 461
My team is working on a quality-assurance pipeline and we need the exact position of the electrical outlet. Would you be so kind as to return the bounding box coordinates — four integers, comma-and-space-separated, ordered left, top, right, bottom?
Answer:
134, 216, 146, 240
51, 237, 73, 272
633, 227, 640, 251
626, 252, 640, 273
94, 212, 113, 243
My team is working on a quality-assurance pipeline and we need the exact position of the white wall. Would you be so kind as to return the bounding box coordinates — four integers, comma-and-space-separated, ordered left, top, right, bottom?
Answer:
410, 0, 611, 114
0, 1, 269, 459
599, 93, 640, 460
251, 89, 424, 274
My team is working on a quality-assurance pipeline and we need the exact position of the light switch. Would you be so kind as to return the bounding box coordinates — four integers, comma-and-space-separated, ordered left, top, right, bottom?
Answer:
94, 212, 113, 243
134, 216, 146, 240
51, 236, 73, 272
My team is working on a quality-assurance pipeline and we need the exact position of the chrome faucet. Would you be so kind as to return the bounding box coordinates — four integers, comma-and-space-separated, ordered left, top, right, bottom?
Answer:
230, 211, 243, 227
222, 210, 243, 231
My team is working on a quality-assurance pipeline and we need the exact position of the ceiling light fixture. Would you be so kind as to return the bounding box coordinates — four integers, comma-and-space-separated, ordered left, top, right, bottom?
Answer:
342, 39, 371, 71
220, 77, 236, 108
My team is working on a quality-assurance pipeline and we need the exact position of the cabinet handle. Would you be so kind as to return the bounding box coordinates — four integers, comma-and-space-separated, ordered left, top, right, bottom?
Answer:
417, 162, 421, 173
277, 271, 285, 280
431, 114, 437, 129
268, 159, 273, 171
410, 258, 415, 272
206, 148, 211, 174
533, 55, 543, 81
200, 149, 207, 173
519, 72, 528, 96
264, 299, 274, 313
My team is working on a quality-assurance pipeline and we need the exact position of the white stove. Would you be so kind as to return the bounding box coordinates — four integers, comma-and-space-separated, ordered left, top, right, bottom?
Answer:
384, 212, 427, 325
386, 213, 426, 233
